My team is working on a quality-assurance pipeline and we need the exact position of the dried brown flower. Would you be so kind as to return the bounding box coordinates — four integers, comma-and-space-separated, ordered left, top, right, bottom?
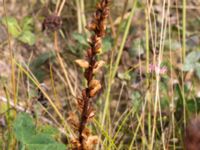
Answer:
89, 83, 102, 97
42, 13, 62, 31
93, 60, 105, 73
70, 0, 110, 149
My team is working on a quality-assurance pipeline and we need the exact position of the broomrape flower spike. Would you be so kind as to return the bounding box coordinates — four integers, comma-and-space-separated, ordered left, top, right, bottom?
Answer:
72, 0, 110, 150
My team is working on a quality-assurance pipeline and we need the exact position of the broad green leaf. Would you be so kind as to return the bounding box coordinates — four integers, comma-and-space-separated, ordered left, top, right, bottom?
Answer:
28, 143, 66, 150
13, 113, 66, 150
39, 125, 59, 136
2, 17, 21, 37
27, 134, 55, 144
18, 30, 36, 46
13, 113, 36, 143
27, 134, 66, 150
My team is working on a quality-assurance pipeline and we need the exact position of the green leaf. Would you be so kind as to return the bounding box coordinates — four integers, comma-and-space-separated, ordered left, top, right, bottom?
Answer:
2, 17, 21, 37
30, 51, 56, 69
186, 51, 200, 63
18, 30, 36, 46
13, 113, 66, 150
28, 143, 66, 150
21, 17, 34, 31
183, 62, 195, 71
72, 32, 88, 46
131, 91, 142, 111
118, 72, 131, 81
67, 45, 77, 54
102, 37, 112, 52
27, 134, 66, 150
32, 68, 46, 82
183, 51, 200, 71
160, 98, 169, 109
186, 98, 200, 113
27, 134, 55, 144
13, 113, 36, 143
19, 142, 26, 150
39, 125, 59, 136
30, 51, 55, 82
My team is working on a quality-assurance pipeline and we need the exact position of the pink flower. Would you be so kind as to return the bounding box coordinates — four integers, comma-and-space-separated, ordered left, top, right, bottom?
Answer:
149, 64, 167, 75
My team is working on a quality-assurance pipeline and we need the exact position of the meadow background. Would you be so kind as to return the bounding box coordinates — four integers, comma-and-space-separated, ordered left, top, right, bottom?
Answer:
0, 0, 200, 149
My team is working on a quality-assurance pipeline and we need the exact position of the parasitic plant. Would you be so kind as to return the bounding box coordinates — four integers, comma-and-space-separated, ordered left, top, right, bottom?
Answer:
69, 0, 110, 149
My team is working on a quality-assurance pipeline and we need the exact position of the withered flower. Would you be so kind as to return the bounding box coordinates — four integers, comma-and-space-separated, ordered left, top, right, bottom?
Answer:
89, 83, 102, 97
70, 0, 110, 149
93, 60, 105, 73
42, 13, 62, 31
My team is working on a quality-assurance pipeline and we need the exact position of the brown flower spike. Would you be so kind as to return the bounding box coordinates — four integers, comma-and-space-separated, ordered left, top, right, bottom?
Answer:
72, 0, 110, 149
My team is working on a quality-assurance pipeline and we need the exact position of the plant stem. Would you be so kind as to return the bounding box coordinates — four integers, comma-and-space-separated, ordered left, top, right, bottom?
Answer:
182, 0, 187, 129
